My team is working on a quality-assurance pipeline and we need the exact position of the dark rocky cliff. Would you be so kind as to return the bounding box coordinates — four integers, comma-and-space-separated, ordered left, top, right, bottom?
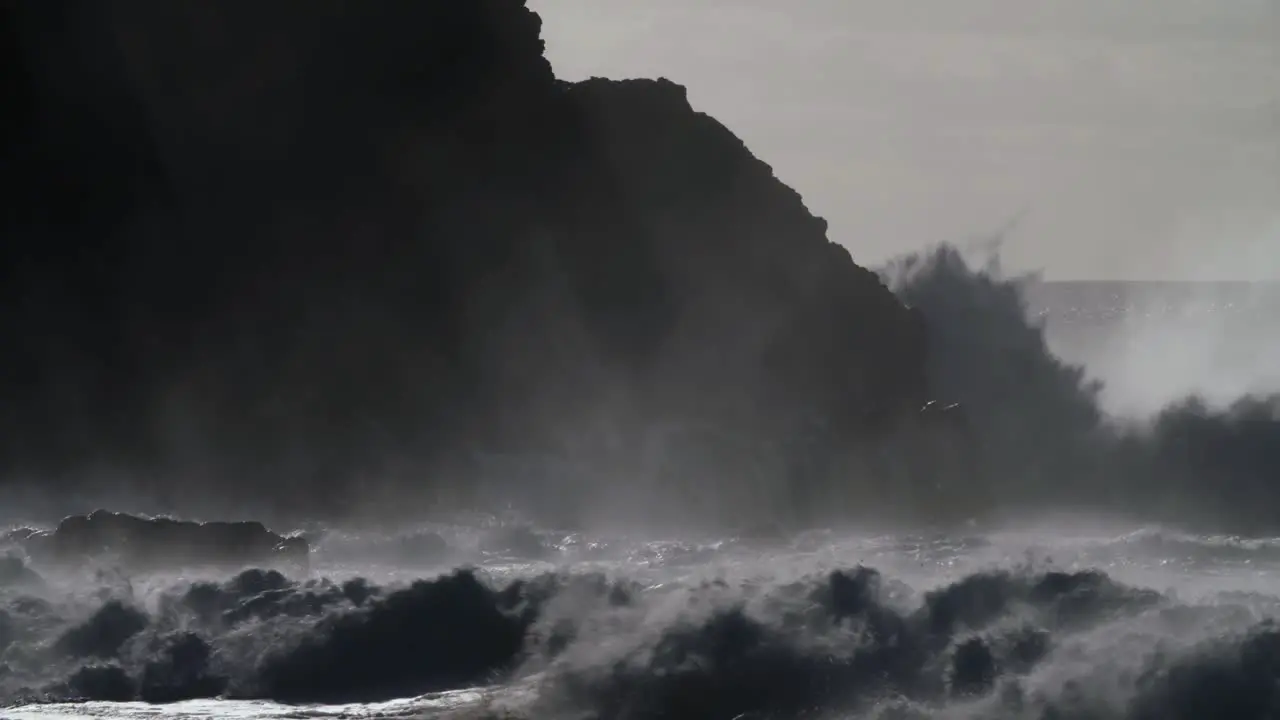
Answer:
0, 0, 928, 524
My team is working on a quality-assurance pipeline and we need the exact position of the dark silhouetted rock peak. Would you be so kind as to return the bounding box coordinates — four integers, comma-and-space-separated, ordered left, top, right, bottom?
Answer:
0, 1, 929, 528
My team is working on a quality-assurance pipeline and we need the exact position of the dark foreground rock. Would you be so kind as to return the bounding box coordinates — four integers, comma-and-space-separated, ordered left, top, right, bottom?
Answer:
16, 511, 308, 574
0, 1, 929, 526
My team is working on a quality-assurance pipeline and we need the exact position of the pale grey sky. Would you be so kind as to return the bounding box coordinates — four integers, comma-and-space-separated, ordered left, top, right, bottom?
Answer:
532, 0, 1279, 279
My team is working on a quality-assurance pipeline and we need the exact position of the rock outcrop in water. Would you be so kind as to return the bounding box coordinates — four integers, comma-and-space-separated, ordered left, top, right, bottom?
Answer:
11, 511, 308, 574
0, 1, 929, 525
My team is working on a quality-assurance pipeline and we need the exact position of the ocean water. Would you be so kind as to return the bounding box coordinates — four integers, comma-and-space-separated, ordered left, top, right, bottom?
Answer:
6, 523, 1280, 720
4, 274, 1279, 720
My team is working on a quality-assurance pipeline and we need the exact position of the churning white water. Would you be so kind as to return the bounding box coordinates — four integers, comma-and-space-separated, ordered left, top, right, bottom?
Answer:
5, 521, 1280, 719
5, 270, 1278, 720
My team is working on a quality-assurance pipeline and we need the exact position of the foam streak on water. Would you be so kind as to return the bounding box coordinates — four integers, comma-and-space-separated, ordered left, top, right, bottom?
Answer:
3, 692, 488, 719
5, 523, 1280, 720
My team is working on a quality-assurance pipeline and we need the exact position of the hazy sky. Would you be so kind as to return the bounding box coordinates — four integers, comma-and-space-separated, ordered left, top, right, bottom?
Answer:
531, 0, 1279, 280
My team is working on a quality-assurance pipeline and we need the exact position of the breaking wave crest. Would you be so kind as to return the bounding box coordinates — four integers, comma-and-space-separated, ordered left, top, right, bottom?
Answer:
5, 527, 1280, 720
883, 244, 1280, 534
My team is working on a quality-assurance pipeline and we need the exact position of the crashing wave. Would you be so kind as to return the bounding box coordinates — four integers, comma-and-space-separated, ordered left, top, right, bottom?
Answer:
0, 526, 1279, 720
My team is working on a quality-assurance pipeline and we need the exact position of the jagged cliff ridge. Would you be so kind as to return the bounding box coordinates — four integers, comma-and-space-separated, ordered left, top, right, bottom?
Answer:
0, 0, 928, 525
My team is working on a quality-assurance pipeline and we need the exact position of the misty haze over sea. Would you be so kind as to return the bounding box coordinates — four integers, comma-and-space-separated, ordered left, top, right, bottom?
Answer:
3, 2, 1280, 720
3, 255, 1280, 720
1027, 280, 1280, 417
